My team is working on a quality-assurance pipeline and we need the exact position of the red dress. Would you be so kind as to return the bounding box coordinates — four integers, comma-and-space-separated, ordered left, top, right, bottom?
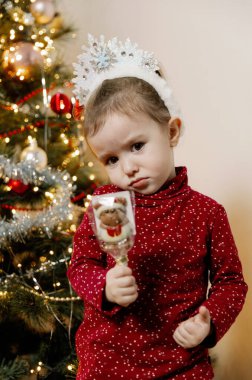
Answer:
67, 167, 247, 379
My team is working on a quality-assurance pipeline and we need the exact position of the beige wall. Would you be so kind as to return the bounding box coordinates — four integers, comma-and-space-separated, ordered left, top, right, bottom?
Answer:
61, 1, 252, 378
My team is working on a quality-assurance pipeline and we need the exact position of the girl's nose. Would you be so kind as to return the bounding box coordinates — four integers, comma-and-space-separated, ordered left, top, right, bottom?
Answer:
121, 157, 138, 176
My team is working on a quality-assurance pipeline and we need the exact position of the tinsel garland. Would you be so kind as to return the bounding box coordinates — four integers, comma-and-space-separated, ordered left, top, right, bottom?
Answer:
0, 156, 74, 247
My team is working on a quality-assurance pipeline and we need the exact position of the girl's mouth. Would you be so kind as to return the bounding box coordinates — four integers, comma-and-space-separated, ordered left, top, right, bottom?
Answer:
130, 178, 149, 189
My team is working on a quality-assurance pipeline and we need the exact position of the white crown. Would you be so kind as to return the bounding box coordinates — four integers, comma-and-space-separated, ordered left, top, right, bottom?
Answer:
72, 34, 182, 120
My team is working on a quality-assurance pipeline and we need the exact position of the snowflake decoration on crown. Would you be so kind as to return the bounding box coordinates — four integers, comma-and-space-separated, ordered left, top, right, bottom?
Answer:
88, 35, 117, 72
72, 34, 160, 106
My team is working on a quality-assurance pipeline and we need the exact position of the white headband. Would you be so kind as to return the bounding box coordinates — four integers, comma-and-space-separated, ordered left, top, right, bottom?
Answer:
72, 34, 182, 122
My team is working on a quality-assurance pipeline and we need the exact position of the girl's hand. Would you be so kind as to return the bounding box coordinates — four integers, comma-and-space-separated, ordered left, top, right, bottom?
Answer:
105, 265, 138, 307
173, 306, 211, 349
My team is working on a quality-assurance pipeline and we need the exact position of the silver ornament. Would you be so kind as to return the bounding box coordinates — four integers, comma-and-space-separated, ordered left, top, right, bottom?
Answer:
20, 139, 48, 170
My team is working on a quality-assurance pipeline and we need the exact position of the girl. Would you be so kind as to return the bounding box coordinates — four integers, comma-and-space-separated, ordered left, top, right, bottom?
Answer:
68, 35, 247, 379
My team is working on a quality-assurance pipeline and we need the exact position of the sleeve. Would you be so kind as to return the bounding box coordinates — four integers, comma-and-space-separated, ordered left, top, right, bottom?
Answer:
67, 211, 121, 316
202, 205, 248, 345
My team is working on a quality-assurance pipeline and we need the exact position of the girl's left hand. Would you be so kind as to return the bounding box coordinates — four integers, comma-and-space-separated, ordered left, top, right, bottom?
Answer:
173, 306, 211, 349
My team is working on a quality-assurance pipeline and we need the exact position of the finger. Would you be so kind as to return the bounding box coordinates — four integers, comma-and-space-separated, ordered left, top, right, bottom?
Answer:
119, 285, 138, 296
112, 265, 132, 278
198, 306, 211, 323
182, 320, 198, 335
176, 322, 197, 340
120, 293, 138, 307
117, 276, 136, 288
173, 329, 189, 348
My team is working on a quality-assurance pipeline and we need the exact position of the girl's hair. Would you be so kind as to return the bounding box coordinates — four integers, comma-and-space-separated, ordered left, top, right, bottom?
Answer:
84, 77, 171, 137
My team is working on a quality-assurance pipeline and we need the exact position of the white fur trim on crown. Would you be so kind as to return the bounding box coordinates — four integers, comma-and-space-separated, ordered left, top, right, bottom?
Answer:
94, 203, 126, 218
72, 34, 183, 123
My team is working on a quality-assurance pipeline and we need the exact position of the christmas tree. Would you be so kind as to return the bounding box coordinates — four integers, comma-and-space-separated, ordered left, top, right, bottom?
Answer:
0, 1, 107, 378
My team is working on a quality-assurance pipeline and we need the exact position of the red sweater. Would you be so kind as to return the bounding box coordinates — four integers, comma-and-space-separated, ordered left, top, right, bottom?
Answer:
67, 167, 247, 379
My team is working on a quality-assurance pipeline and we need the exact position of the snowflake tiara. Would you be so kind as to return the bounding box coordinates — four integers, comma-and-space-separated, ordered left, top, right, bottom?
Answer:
72, 34, 182, 120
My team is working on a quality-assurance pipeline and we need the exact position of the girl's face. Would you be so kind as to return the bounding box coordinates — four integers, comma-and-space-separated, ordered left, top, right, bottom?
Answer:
88, 112, 180, 195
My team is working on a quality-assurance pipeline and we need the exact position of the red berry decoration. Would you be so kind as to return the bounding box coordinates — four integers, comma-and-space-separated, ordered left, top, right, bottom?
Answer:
7, 179, 30, 194
50, 92, 72, 114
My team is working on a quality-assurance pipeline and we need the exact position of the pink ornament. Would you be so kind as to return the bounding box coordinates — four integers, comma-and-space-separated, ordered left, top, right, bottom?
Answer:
2, 42, 43, 80
30, 0, 55, 24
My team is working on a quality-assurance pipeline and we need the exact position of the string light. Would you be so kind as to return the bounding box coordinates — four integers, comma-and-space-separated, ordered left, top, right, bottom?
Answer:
71, 150, 79, 157
70, 224, 76, 232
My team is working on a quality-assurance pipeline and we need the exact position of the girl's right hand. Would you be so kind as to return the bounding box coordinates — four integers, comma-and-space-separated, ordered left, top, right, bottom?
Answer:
105, 265, 138, 307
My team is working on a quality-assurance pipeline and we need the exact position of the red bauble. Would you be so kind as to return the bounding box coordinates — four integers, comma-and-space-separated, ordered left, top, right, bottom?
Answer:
50, 92, 72, 115
7, 179, 30, 194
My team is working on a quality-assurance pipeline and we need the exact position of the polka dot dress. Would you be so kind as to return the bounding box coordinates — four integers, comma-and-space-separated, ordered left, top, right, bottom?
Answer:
67, 167, 247, 379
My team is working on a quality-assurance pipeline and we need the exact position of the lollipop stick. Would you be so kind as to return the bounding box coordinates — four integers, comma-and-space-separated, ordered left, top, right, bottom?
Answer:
115, 249, 128, 266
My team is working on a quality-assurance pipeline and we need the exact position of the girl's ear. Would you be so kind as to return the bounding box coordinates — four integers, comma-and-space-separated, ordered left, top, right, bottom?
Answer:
168, 117, 181, 147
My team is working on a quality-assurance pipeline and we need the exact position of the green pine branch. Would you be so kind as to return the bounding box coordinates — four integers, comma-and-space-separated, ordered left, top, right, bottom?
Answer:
0, 358, 29, 380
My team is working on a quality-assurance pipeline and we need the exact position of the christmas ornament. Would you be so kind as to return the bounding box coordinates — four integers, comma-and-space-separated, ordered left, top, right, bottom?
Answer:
20, 139, 47, 170
2, 42, 43, 80
7, 179, 30, 194
30, 0, 55, 24
50, 92, 72, 115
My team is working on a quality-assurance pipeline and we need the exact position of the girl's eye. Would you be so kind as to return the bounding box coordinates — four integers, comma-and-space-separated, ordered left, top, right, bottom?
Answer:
132, 142, 144, 152
106, 156, 118, 166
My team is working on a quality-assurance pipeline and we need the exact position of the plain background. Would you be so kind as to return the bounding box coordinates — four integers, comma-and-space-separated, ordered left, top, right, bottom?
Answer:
58, 1, 252, 378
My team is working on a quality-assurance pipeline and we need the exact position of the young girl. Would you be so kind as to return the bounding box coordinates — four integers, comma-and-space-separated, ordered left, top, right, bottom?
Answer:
68, 35, 247, 379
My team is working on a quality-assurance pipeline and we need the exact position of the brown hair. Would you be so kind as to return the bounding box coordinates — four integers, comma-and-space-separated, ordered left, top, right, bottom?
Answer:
84, 77, 171, 137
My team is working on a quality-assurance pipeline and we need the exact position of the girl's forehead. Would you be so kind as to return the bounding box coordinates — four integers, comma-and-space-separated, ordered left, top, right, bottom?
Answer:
102, 110, 153, 126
